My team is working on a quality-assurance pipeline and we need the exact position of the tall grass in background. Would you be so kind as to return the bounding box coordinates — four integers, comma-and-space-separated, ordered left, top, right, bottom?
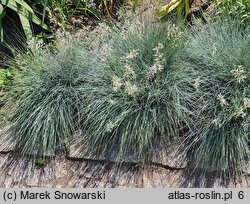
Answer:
183, 19, 250, 176
77, 19, 202, 162
214, 0, 250, 27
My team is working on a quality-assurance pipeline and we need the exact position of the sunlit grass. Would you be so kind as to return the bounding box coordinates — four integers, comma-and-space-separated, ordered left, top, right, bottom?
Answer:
8, 40, 93, 158
182, 19, 250, 176
78, 20, 201, 162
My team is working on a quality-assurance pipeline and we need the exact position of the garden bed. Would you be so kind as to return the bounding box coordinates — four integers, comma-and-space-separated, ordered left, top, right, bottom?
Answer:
1, 0, 250, 188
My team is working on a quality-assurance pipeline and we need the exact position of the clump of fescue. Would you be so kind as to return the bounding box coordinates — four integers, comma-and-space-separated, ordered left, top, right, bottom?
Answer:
183, 19, 250, 176
79, 20, 201, 162
8, 39, 95, 159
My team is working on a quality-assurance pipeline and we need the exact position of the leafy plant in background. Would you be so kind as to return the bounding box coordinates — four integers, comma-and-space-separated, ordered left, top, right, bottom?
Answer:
156, 0, 250, 22
98, 0, 140, 18
157, 0, 194, 19
214, 0, 250, 26
78, 19, 201, 162
183, 19, 250, 177
43, 0, 141, 30
0, 0, 49, 42
0, 0, 141, 45
47, 0, 101, 29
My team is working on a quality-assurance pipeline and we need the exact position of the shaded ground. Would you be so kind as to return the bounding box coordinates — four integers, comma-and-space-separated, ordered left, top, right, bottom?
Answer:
0, 153, 182, 188
0, 153, 249, 188
1, 121, 250, 188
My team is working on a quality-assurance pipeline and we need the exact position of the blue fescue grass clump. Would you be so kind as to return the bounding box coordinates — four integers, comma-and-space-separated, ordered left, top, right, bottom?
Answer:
183, 19, 250, 176
8, 40, 94, 158
78, 20, 202, 162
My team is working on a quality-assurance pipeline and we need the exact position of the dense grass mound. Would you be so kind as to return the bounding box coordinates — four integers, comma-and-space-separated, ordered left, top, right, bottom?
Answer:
79, 20, 201, 162
9, 41, 92, 158
183, 19, 250, 176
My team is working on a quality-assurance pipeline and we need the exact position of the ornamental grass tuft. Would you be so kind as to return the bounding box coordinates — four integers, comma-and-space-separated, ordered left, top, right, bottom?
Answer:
78, 20, 201, 162
8, 40, 94, 158
183, 19, 250, 176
